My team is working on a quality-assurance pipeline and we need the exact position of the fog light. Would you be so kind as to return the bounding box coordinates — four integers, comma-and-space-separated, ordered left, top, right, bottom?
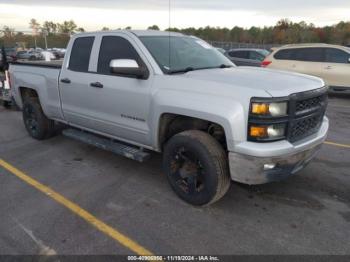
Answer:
267, 125, 285, 138
264, 164, 276, 170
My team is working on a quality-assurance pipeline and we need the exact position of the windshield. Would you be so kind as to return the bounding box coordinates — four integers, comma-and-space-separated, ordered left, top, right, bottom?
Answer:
139, 36, 234, 74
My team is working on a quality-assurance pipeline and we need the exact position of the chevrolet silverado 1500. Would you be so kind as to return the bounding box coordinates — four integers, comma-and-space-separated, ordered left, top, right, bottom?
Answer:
9, 30, 329, 205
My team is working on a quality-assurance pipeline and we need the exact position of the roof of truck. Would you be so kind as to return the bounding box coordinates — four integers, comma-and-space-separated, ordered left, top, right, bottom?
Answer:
76, 30, 184, 37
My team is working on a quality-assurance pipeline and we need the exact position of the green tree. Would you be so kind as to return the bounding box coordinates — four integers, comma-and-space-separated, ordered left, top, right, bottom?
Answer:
58, 20, 78, 34
29, 18, 40, 35
1, 26, 15, 38
77, 27, 85, 33
148, 25, 160, 30
42, 21, 58, 35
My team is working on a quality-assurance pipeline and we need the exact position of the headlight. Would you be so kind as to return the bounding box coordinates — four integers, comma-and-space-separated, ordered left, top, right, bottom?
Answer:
251, 102, 288, 117
249, 124, 287, 141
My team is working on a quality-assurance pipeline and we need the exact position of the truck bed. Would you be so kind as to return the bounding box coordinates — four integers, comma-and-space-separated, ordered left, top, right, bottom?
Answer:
9, 61, 64, 120
10, 60, 63, 69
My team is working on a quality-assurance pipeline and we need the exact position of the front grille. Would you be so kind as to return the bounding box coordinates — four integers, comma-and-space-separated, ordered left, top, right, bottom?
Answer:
296, 95, 323, 113
289, 114, 323, 142
288, 88, 328, 142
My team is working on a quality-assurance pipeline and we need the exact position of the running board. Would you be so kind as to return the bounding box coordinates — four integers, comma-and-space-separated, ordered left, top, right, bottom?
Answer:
62, 128, 150, 162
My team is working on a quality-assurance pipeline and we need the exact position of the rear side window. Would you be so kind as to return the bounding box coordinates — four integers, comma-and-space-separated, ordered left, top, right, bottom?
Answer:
274, 49, 295, 60
325, 48, 350, 63
69, 37, 94, 72
295, 48, 324, 62
97, 36, 141, 75
249, 51, 264, 61
229, 51, 249, 59
274, 48, 324, 62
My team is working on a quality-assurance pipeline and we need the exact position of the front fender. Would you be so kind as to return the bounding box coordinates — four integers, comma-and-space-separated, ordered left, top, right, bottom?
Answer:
150, 89, 247, 151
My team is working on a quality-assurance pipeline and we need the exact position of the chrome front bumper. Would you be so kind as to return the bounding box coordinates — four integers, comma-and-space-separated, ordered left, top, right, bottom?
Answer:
229, 117, 328, 185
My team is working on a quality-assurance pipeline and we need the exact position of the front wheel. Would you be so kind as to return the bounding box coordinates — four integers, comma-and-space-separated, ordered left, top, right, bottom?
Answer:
163, 130, 231, 206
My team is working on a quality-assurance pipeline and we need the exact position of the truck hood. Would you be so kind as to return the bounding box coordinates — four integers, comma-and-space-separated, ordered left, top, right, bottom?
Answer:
180, 67, 325, 97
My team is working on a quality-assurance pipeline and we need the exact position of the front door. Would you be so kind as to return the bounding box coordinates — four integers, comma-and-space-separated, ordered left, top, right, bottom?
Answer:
59, 34, 153, 147
321, 48, 350, 88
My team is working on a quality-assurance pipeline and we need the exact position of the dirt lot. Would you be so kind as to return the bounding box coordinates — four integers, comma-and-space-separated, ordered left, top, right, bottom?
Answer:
0, 95, 349, 256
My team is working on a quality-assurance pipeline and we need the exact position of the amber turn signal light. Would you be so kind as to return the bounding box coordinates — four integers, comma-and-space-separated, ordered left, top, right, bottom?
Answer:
250, 126, 268, 138
251, 103, 269, 115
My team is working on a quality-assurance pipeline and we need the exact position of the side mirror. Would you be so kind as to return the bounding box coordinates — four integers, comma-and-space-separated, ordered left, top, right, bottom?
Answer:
109, 59, 148, 79
348, 57, 350, 63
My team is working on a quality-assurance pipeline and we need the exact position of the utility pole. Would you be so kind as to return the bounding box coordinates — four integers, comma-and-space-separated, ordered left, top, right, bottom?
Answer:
43, 30, 48, 50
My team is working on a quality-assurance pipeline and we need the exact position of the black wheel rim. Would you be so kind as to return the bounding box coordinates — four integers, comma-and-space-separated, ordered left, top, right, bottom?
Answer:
24, 105, 39, 135
170, 146, 206, 196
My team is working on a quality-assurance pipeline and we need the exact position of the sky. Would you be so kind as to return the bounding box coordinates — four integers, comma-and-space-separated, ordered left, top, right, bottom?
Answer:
0, 0, 349, 32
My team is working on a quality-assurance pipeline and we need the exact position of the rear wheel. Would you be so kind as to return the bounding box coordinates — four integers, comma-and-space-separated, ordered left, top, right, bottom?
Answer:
2, 100, 11, 109
22, 98, 55, 140
163, 130, 231, 206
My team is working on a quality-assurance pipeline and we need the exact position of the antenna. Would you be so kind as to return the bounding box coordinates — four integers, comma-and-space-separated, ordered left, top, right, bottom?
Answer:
168, 0, 171, 70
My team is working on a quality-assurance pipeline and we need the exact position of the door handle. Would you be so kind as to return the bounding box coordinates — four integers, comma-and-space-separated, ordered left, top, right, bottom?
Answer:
90, 82, 104, 88
325, 66, 332, 70
60, 78, 71, 84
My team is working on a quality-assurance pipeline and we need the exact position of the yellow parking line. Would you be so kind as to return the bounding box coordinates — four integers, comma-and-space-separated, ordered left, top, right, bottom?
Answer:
0, 158, 153, 256
324, 141, 350, 149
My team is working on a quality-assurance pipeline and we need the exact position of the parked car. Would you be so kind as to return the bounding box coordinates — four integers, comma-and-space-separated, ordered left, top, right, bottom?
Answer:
4, 48, 17, 60
216, 48, 226, 54
1, 48, 16, 69
9, 30, 328, 206
41, 51, 57, 61
16, 50, 43, 61
52, 48, 66, 59
262, 44, 350, 93
225, 48, 270, 67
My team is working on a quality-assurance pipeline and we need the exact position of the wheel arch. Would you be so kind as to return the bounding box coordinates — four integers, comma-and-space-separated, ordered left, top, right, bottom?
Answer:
156, 112, 233, 152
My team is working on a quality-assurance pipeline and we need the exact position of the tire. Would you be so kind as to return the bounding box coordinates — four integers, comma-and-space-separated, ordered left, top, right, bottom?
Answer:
2, 100, 11, 109
22, 98, 55, 140
163, 130, 231, 206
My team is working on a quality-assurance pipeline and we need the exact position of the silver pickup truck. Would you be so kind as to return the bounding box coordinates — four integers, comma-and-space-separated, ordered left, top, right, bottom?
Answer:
9, 30, 329, 206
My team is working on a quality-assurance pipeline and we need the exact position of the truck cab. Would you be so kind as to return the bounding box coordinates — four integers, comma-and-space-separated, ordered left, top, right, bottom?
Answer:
9, 30, 329, 206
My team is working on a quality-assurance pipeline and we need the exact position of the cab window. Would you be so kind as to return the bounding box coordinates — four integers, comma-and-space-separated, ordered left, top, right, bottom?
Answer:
97, 36, 141, 75
69, 37, 95, 72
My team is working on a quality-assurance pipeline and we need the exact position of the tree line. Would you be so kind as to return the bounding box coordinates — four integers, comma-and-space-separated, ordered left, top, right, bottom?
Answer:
0, 18, 349, 49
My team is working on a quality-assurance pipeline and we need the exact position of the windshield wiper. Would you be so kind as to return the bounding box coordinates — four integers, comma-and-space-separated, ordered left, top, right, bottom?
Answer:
167, 67, 195, 75
218, 64, 234, 68
167, 64, 233, 75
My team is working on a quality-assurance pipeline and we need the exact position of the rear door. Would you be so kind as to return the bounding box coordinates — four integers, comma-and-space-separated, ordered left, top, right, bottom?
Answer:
291, 48, 326, 77
59, 35, 99, 129
322, 48, 350, 88
248, 51, 265, 67
228, 51, 250, 66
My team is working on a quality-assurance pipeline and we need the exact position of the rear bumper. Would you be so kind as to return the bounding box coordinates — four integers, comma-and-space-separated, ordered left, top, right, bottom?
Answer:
229, 117, 328, 185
